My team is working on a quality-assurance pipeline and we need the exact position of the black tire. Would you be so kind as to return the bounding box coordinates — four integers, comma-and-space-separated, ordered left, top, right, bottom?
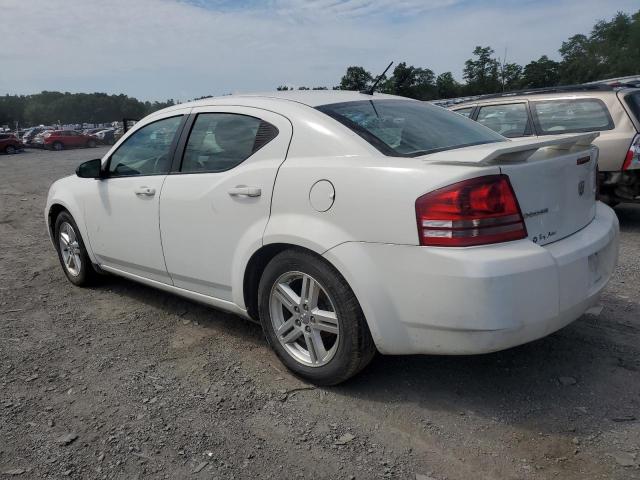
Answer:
258, 249, 376, 385
5, 145, 16, 154
87, 139, 96, 148
54, 211, 98, 287
53, 141, 64, 151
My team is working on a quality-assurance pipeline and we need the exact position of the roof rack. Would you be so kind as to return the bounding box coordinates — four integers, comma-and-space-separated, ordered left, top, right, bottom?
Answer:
474, 83, 615, 101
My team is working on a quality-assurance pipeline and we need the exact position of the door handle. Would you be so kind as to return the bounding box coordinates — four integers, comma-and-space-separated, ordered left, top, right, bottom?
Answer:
228, 186, 261, 197
134, 186, 156, 197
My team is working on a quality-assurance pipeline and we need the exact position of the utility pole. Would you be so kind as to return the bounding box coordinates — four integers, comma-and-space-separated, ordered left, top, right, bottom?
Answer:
501, 46, 508, 92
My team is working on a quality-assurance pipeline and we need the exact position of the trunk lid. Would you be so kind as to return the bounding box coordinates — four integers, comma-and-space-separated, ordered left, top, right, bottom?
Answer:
422, 133, 599, 246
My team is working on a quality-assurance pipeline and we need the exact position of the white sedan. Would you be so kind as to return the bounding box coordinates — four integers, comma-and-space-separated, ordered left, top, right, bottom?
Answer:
46, 91, 619, 384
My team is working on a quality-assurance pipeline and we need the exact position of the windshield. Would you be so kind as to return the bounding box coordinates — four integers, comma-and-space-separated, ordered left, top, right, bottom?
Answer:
317, 99, 505, 157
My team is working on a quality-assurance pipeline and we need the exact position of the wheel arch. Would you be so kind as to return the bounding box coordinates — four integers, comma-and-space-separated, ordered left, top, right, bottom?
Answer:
45, 193, 99, 265
47, 203, 69, 240
242, 242, 357, 323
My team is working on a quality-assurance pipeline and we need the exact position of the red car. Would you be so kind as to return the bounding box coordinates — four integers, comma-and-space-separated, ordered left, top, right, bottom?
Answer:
43, 130, 97, 150
0, 133, 23, 154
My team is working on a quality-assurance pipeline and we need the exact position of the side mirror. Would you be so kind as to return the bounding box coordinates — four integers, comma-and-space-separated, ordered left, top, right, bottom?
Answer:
76, 158, 103, 178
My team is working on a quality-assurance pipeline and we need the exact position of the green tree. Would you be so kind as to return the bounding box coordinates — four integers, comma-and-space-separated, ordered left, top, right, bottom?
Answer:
463, 46, 501, 95
558, 34, 600, 83
521, 56, 560, 88
501, 62, 523, 91
386, 62, 437, 100
339, 66, 373, 91
436, 72, 461, 99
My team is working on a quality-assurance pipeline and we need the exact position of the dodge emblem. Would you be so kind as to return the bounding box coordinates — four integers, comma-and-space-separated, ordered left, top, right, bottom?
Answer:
578, 180, 585, 196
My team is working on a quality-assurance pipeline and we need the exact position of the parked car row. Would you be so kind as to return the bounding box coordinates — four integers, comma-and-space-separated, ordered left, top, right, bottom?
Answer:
448, 84, 640, 206
0, 133, 24, 154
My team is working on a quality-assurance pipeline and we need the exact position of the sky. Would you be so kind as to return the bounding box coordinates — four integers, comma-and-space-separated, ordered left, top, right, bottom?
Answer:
0, 0, 637, 101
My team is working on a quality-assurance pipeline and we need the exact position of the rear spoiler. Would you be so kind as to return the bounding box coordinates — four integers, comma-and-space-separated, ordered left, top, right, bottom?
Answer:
425, 132, 599, 166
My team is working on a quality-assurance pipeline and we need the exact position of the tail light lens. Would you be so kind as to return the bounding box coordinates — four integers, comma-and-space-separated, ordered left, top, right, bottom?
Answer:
622, 134, 640, 170
415, 174, 527, 247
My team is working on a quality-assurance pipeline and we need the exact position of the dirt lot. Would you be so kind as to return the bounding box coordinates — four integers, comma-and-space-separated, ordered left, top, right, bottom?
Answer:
1, 147, 639, 480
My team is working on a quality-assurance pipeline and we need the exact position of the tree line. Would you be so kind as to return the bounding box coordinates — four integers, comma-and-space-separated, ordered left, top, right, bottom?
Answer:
0, 91, 176, 128
282, 10, 640, 99
1, 9, 638, 127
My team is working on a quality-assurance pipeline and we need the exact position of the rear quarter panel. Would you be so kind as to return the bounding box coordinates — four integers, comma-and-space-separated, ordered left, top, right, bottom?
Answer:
265, 151, 500, 251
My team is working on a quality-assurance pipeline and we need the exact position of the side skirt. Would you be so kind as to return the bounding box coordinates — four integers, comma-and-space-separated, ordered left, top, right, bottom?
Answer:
99, 265, 253, 322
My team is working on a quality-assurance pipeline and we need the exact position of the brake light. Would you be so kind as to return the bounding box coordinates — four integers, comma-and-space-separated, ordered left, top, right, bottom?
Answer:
415, 175, 527, 247
622, 134, 640, 170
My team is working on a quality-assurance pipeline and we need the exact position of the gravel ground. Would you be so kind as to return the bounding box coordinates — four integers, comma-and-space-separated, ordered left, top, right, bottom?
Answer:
1, 147, 639, 480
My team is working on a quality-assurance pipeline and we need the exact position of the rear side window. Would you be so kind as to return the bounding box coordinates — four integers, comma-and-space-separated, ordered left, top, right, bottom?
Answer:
531, 98, 614, 134
180, 113, 278, 173
317, 99, 505, 157
476, 103, 531, 138
624, 91, 640, 124
453, 107, 473, 118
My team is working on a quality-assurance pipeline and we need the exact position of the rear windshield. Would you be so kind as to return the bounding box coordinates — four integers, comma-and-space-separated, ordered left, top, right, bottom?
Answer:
530, 98, 614, 135
624, 91, 640, 124
317, 99, 505, 157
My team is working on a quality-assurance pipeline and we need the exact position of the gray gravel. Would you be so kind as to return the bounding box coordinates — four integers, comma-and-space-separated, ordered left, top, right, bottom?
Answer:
1, 147, 639, 479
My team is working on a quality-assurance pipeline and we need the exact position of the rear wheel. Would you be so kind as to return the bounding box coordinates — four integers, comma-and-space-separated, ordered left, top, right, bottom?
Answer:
5, 145, 16, 154
87, 139, 96, 148
258, 250, 376, 385
52, 141, 64, 151
54, 211, 97, 286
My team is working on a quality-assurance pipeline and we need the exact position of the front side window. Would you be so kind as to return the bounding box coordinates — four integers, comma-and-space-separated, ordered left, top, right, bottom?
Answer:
317, 100, 505, 157
180, 113, 277, 173
476, 103, 531, 138
531, 98, 614, 134
108, 116, 183, 177
453, 107, 473, 118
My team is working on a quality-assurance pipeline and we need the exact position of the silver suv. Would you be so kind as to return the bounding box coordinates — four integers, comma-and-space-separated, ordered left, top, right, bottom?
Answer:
450, 86, 640, 206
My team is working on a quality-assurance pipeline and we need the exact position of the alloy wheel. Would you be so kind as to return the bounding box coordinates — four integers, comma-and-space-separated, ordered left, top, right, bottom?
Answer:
58, 222, 82, 277
269, 271, 340, 367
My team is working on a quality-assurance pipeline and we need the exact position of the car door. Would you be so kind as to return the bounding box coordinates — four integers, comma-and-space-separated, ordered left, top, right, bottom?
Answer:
83, 112, 188, 283
159, 106, 292, 301
74, 131, 86, 147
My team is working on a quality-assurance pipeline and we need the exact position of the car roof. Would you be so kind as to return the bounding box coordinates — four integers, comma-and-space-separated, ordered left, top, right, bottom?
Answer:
450, 86, 639, 108
165, 90, 409, 111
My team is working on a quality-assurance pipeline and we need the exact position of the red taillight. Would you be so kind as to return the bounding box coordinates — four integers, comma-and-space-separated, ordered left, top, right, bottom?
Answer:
415, 174, 527, 247
622, 134, 640, 171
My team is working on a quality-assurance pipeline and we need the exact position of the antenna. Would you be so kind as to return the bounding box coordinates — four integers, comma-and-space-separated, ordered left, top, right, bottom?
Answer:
362, 61, 393, 95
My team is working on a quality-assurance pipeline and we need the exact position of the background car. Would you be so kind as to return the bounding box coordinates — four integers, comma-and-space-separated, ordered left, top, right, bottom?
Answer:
0, 133, 24, 154
92, 128, 116, 145
21, 126, 50, 146
82, 127, 108, 136
42, 130, 97, 150
449, 85, 640, 206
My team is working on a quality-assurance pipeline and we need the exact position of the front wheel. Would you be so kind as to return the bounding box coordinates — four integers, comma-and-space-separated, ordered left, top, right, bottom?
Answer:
52, 141, 64, 151
258, 250, 376, 385
54, 211, 97, 286
5, 145, 16, 154
87, 139, 96, 148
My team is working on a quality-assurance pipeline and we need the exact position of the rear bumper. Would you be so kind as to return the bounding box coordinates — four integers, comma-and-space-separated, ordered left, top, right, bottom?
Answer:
323, 202, 619, 355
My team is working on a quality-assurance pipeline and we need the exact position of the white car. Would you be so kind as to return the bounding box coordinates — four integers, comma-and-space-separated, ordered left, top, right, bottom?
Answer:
46, 91, 619, 384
